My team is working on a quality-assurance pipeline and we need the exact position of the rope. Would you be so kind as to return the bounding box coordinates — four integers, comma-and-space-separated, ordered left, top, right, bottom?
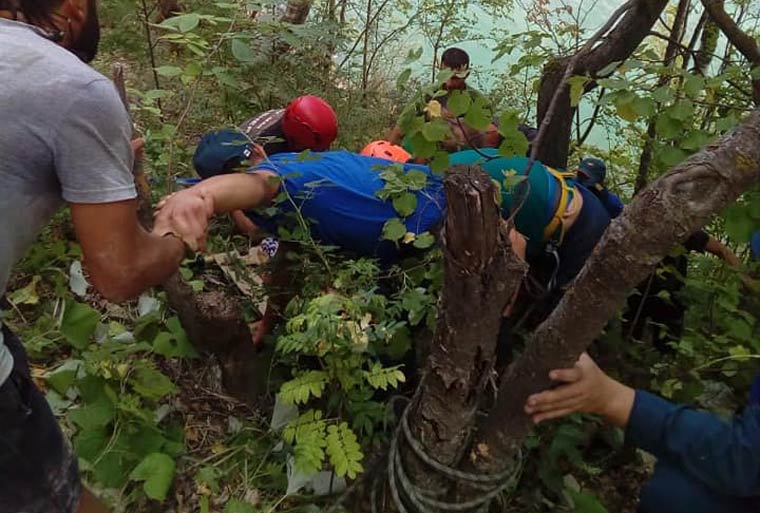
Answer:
373, 402, 522, 513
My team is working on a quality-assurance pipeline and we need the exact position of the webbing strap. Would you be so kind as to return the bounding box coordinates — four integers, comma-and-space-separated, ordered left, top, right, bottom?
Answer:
543, 166, 576, 245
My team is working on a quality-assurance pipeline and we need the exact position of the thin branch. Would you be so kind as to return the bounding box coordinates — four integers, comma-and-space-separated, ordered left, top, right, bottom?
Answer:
527, 0, 636, 169
577, 87, 605, 147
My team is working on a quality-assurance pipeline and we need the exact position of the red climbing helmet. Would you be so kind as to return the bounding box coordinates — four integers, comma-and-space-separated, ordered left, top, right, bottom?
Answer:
282, 95, 338, 151
360, 140, 411, 163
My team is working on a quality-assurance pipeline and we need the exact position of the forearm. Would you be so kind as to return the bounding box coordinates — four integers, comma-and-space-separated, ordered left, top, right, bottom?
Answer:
195, 171, 279, 214
626, 391, 760, 496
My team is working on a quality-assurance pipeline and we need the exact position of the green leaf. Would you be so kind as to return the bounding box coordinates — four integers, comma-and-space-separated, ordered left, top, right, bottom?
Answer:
46, 359, 83, 395
631, 96, 656, 117
655, 113, 682, 139
130, 452, 176, 502
177, 13, 201, 32
413, 232, 435, 249
224, 500, 255, 513
614, 94, 638, 122
231, 39, 255, 63
429, 151, 451, 174
683, 75, 704, 97
421, 119, 450, 142
69, 400, 115, 430
61, 301, 100, 349
392, 192, 418, 217
463, 96, 492, 131
382, 218, 407, 242
567, 489, 609, 513
396, 68, 412, 90
364, 363, 406, 390
8, 275, 41, 305
131, 365, 176, 401
153, 317, 198, 358
669, 100, 694, 121
658, 145, 688, 167
280, 371, 328, 405
652, 86, 674, 103
155, 66, 183, 78
325, 422, 364, 479
567, 75, 587, 107
447, 90, 472, 117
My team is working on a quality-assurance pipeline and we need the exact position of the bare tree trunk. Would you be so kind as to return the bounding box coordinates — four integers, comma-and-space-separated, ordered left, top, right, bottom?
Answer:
535, 0, 669, 168
367, 166, 526, 513
701, 0, 760, 104
635, 0, 692, 193
281, 0, 313, 24
464, 107, 760, 479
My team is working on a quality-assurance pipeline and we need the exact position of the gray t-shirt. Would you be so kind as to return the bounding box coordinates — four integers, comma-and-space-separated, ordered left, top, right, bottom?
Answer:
0, 19, 137, 385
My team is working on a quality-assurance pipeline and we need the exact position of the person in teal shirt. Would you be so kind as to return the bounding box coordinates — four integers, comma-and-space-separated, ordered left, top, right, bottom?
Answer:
449, 149, 611, 290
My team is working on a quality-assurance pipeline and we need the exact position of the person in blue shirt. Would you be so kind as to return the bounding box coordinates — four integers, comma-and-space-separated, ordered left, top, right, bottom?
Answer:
525, 353, 760, 513
576, 157, 624, 219
158, 147, 447, 345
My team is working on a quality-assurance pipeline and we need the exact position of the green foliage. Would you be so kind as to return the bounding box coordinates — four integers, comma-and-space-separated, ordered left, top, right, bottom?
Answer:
129, 452, 177, 501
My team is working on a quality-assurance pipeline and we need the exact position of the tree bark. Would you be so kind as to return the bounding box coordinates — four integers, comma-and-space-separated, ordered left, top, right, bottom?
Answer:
466, 107, 760, 476
370, 165, 527, 512
635, 0, 692, 193
281, 0, 313, 25
535, 0, 669, 168
700, 0, 760, 105
402, 166, 527, 487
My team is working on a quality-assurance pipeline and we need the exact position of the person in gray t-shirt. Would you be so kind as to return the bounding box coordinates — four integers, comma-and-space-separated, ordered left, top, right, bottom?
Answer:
0, 2, 209, 512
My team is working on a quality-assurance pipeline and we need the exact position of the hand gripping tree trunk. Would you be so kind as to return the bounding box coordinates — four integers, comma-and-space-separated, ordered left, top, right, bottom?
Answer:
369, 165, 527, 512
534, 0, 668, 168
462, 107, 760, 482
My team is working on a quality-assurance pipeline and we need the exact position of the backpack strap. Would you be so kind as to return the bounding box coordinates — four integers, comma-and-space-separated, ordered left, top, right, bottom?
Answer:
543, 166, 576, 246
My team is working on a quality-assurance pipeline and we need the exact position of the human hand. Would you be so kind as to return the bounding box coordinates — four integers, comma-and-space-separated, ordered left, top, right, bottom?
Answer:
154, 189, 214, 252
524, 353, 635, 428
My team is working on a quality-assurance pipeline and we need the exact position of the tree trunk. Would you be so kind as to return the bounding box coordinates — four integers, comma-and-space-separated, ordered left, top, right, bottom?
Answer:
281, 0, 313, 25
635, 0, 692, 193
365, 165, 526, 512
700, 0, 760, 105
535, 0, 669, 168
464, 107, 760, 480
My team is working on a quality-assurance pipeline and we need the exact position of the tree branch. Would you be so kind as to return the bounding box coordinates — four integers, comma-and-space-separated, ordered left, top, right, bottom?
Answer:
468, 107, 760, 473
534, 0, 669, 167
701, 0, 760, 104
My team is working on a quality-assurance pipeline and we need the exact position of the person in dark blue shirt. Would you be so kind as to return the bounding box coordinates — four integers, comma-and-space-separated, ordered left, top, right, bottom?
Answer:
577, 157, 624, 219
526, 353, 760, 513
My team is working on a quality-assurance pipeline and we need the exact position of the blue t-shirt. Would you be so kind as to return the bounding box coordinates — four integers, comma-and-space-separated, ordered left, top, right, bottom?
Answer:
248, 151, 445, 261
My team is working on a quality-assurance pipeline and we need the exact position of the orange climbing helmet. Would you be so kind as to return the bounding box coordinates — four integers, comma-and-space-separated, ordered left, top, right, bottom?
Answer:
360, 140, 411, 163
282, 95, 338, 152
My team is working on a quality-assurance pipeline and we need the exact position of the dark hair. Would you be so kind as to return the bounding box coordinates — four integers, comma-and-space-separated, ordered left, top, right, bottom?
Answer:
441, 47, 469, 70
1, 0, 63, 27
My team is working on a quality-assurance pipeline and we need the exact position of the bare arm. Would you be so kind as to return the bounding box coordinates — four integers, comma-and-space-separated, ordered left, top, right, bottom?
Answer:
704, 236, 741, 267
154, 171, 279, 250
388, 125, 404, 145
71, 199, 185, 303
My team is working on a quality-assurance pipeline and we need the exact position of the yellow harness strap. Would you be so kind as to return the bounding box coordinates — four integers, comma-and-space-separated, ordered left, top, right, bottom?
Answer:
543, 167, 576, 245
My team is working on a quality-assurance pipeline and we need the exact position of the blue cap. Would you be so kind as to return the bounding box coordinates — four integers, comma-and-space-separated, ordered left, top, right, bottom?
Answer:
578, 157, 607, 187
750, 231, 760, 260
193, 129, 253, 179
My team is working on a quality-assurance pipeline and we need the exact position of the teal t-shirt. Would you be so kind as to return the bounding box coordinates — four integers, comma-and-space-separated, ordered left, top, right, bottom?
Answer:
449, 149, 563, 254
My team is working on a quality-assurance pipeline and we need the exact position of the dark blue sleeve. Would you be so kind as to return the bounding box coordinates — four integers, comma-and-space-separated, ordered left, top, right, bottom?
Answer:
600, 190, 624, 218
626, 390, 760, 497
